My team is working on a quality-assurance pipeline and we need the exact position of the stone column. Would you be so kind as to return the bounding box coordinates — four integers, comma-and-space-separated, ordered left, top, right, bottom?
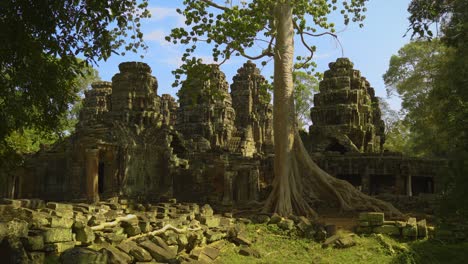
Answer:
85, 149, 100, 203
406, 174, 413, 197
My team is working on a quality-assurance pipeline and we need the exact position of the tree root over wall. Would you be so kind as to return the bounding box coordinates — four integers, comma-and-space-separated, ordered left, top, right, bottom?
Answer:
263, 132, 401, 218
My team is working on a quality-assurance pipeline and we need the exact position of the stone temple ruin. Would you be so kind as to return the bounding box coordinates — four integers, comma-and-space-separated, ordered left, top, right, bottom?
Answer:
2, 58, 446, 204
306, 58, 446, 197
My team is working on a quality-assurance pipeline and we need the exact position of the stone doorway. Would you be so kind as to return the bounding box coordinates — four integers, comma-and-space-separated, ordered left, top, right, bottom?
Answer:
325, 141, 347, 154
337, 174, 362, 189
411, 176, 434, 195
370, 174, 396, 195
233, 170, 250, 202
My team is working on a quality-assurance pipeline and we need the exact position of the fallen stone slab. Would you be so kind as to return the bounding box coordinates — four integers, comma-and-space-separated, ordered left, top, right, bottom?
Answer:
417, 219, 428, 238
60, 247, 108, 264
28, 251, 45, 264
100, 243, 133, 264
373, 225, 401, 236
42, 228, 73, 243
239, 246, 261, 258
335, 236, 356, 249
0, 219, 29, 240
46, 202, 73, 211
44, 241, 75, 254
24, 231, 44, 251
117, 240, 153, 262
139, 239, 176, 262
359, 212, 384, 226
322, 234, 342, 248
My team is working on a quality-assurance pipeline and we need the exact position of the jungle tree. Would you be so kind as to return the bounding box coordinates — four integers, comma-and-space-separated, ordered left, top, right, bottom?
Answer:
168, 0, 399, 217
0, 0, 150, 142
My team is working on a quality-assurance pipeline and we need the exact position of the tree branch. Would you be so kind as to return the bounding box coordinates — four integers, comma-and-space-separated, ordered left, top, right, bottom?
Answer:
239, 49, 273, 60
293, 20, 315, 69
302, 31, 337, 38
200, 0, 231, 11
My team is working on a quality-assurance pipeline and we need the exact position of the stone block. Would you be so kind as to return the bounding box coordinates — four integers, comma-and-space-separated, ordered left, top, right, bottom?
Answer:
28, 251, 45, 264
402, 218, 418, 238
358, 212, 384, 226
0, 219, 29, 239
139, 240, 176, 262
117, 241, 152, 262
253, 214, 270, 224
24, 233, 44, 251
373, 225, 400, 236
0, 198, 22, 207
205, 230, 226, 243
200, 216, 220, 228
46, 202, 73, 211
277, 219, 295, 230
100, 232, 127, 243
238, 246, 261, 258
139, 221, 152, 233
359, 221, 370, 227
74, 225, 95, 244
322, 234, 342, 248
124, 224, 141, 236
48, 216, 74, 228
150, 235, 171, 251
60, 247, 108, 264
269, 213, 282, 224
417, 219, 428, 237
355, 226, 372, 234
200, 204, 214, 217
233, 230, 252, 246
44, 241, 75, 253
177, 234, 189, 248
335, 236, 356, 248
101, 243, 133, 264
42, 228, 73, 243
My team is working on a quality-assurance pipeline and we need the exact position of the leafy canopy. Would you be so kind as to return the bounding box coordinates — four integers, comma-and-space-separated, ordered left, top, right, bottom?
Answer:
383, 40, 449, 156
167, 0, 368, 86
293, 71, 319, 129
406, 0, 468, 218
0, 0, 150, 141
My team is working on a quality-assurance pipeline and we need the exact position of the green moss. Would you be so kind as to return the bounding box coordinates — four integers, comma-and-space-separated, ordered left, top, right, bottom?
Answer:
214, 223, 468, 264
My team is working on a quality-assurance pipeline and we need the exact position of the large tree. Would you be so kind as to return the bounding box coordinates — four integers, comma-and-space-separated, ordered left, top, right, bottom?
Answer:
406, 0, 468, 218
0, 0, 150, 142
168, 0, 398, 217
293, 71, 319, 129
383, 40, 449, 156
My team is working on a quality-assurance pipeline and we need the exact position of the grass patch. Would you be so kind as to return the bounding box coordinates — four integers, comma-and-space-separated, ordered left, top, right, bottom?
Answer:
214, 223, 468, 264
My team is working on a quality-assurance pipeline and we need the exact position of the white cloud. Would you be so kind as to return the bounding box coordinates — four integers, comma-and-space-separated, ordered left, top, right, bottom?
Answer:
148, 6, 185, 27
145, 29, 170, 46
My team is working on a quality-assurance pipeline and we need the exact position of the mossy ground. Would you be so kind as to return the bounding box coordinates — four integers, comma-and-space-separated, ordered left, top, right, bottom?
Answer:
215, 223, 468, 264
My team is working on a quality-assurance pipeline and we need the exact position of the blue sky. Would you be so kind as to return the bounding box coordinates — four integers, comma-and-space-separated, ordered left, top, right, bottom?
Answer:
95, 0, 412, 111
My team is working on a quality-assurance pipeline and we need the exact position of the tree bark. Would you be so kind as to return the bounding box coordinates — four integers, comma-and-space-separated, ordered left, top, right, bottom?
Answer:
263, 1, 400, 218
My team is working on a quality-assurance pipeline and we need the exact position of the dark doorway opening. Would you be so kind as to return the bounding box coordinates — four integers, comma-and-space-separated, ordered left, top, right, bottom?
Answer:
337, 174, 362, 188
233, 170, 249, 202
412, 176, 434, 195
370, 174, 396, 195
98, 162, 105, 194
325, 140, 347, 154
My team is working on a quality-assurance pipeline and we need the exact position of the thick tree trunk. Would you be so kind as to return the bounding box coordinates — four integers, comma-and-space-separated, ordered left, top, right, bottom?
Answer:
264, 1, 315, 217
263, 1, 400, 218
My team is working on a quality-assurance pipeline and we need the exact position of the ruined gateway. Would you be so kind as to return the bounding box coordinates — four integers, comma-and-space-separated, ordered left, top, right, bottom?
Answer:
4, 58, 445, 204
